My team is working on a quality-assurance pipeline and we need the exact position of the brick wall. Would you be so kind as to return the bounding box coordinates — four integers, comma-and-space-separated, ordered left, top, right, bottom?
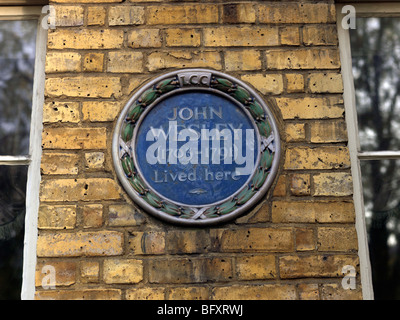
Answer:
35, 0, 362, 300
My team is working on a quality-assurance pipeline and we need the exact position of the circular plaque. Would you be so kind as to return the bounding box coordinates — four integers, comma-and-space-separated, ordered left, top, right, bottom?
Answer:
112, 69, 281, 226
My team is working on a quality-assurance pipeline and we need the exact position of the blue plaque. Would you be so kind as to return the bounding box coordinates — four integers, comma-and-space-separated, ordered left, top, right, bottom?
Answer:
112, 69, 280, 226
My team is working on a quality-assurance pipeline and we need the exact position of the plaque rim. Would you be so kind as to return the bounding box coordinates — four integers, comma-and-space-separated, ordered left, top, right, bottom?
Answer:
112, 68, 281, 226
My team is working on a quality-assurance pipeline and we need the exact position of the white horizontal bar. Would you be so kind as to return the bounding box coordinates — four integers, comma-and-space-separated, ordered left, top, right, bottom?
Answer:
0, 6, 42, 19
358, 151, 400, 160
0, 155, 31, 165
352, 3, 400, 17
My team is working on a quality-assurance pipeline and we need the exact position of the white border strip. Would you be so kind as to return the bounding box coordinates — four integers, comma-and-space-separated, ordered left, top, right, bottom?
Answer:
336, 4, 374, 300
21, 16, 46, 301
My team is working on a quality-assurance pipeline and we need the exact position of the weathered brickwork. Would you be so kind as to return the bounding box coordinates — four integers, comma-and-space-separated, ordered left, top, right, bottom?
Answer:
36, 0, 362, 300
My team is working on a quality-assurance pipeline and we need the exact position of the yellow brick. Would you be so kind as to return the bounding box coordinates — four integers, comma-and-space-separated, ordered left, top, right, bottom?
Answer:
320, 284, 362, 300
87, 6, 106, 25
84, 152, 105, 170
36, 261, 76, 287
43, 101, 80, 123
52, 0, 122, 2
47, 29, 124, 49
303, 25, 338, 46
318, 227, 358, 251
83, 53, 104, 72
45, 52, 81, 73
82, 101, 120, 122
313, 172, 353, 196
165, 28, 201, 47
204, 26, 279, 47
55, 5, 83, 26
241, 74, 283, 95
236, 255, 276, 280
310, 120, 348, 143
107, 51, 144, 73
276, 96, 344, 119
45, 76, 121, 98
80, 261, 100, 283
108, 6, 144, 26
212, 284, 296, 300
217, 227, 293, 252
35, 289, 121, 300
126, 288, 165, 300
273, 175, 286, 197
148, 257, 233, 284
128, 29, 162, 48
298, 284, 319, 300
108, 204, 146, 227
103, 259, 143, 284
38, 205, 77, 229
280, 26, 300, 46
42, 127, 107, 149
129, 231, 165, 255
296, 228, 315, 251
286, 74, 304, 93
290, 173, 311, 196
166, 230, 209, 254
40, 178, 121, 202
146, 51, 222, 72
259, 3, 335, 24
168, 287, 209, 300
279, 255, 358, 279
82, 204, 103, 228
285, 123, 306, 142
308, 73, 344, 93
284, 146, 350, 170
146, 4, 218, 24
272, 201, 355, 223
36, 231, 124, 257
222, 3, 256, 23
225, 50, 261, 71
272, 201, 315, 223
40, 152, 79, 175
266, 48, 340, 69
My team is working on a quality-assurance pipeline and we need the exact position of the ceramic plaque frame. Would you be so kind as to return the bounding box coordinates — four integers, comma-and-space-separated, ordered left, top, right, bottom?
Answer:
112, 69, 281, 226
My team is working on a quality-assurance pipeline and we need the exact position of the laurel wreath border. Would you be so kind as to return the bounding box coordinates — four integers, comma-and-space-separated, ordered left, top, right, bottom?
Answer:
117, 73, 276, 222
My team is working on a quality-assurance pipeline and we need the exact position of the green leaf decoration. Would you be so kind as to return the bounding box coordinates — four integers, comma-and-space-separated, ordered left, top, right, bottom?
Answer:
126, 104, 144, 122
129, 175, 146, 195
260, 150, 274, 169
161, 203, 181, 216
180, 207, 196, 219
156, 78, 178, 94
139, 89, 159, 106
236, 186, 257, 205
252, 168, 270, 190
143, 191, 163, 208
247, 101, 264, 119
232, 86, 251, 104
122, 122, 135, 142
121, 154, 136, 177
257, 120, 271, 137
211, 77, 234, 92
217, 200, 237, 215
204, 206, 217, 216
